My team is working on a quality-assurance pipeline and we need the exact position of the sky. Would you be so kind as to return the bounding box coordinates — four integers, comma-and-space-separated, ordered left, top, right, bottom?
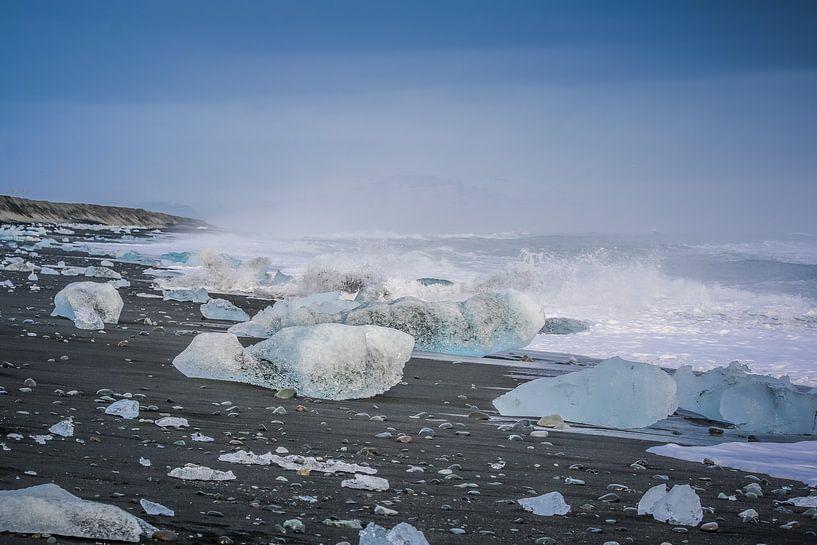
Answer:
1, 1, 816, 235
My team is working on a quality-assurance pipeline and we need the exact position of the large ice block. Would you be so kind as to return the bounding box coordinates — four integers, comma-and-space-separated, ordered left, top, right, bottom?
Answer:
492, 357, 678, 429
637, 484, 703, 526
200, 298, 250, 322
51, 281, 124, 330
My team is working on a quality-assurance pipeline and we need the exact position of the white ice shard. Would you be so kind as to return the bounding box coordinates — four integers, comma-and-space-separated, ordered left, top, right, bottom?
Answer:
341, 474, 389, 491
51, 281, 124, 330
190, 432, 214, 442
359, 522, 430, 545
139, 499, 174, 517
28, 272, 38, 281
246, 323, 415, 400
0, 484, 156, 542
168, 464, 236, 481
163, 287, 210, 303
675, 363, 817, 434
84, 266, 121, 279
493, 357, 678, 428
48, 419, 74, 437
60, 266, 87, 276
228, 291, 359, 338
155, 417, 188, 428
105, 399, 140, 419
40, 266, 59, 275
345, 290, 544, 356
517, 491, 571, 516
637, 484, 703, 526
218, 450, 272, 465
172, 332, 266, 385
200, 298, 250, 322
217, 450, 378, 475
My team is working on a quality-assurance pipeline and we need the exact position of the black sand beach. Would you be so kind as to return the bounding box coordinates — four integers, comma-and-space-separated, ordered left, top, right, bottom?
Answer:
2, 231, 816, 545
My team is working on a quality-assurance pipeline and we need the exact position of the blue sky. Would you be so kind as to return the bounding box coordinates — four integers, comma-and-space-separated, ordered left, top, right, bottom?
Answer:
1, 1, 815, 234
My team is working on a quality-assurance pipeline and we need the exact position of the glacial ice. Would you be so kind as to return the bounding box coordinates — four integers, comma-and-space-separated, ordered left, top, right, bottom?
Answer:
517, 491, 571, 516
228, 291, 360, 338
359, 522, 430, 545
201, 298, 250, 321
493, 357, 678, 428
172, 333, 268, 386
105, 399, 140, 419
0, 484, 157, 542
675, 363, 817, 434
637, 484, 703, 526
218, 450, 378, 475
647, 441, 817, 486
539, 317, 591, 335
345, 290, 544, 356
84, 266, 121, 279
163, 287, 210, 303
168, 464, 236, 481
139, 499, 174, 517
247, 323, 415, 400
48, 419, 74, 437
341, 474, 390, 491
51, 281, 124, 330
155, 417, 188, 428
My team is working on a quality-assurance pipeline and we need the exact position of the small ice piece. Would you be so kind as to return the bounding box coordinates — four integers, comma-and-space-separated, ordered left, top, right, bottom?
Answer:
218, 450, 271, 465
638, 483, 703, 526
108, 279, 131, 289
190, 432, 214, 442
167, 464, 236, 481
341, 474, 390, 491
27, 272, 38, 281
139, 457, 151, 467
105, 399, 140, 419
228, 291, 359, 338
48, 418, 74, 437
139, 498, 174, 517
84, 266, 122, 279
200, 298, 250, 322
155, 417, 188, 428
100, 260, 115, 267
60, 266, 87, 276
0, 484, 156, 542
163, 287, 210, 303
346, 290, 544, 356
539, 317, 590, 335
359, 522, 430, 545
517, 491, 571, 516
51, 281, 124, 330
40, 267, 59, 275
31, 434, 53, 445
675, 362, 817, 434
790, 496, 817, 508
246, 453, 376, 475
246, 323, 414, 400
493, 357, 678, 428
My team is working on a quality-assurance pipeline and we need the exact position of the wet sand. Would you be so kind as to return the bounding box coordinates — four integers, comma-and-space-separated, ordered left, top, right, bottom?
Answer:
1, 235, 816, 545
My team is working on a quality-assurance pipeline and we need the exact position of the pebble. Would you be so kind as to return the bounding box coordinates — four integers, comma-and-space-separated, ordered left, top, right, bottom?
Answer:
275, 388, 296, 399
282, 518, 305, 533
152, 530, 178, 542
23, 378, 36, 388
700, 522, 719, 532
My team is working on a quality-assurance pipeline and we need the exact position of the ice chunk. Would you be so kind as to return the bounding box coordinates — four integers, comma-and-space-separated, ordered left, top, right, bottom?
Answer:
100, 259, 115, 267
346, 290, 544, 356
40, 266, 59, 275
539, 317, 590, 335
790, 495, 817, 508
84, 266, 121, 279
105, 399, 140, 419
139, 499, 174, 517
168, 464, 236, 481
218, 450, 378, 475
51, 281, 124, 330
493, 357, 678, 428
218, 450, 272, 465
342, 474, 389, 491
246, 323, 414, 400
675, 363, 817, 434
190, 432, 214, 442
109, 278, 131, 289
647, 441, 817, 486
228, 291, 360, 338
0, 484, 156, 542
638, 484, 703, 526
162, 287, 210, 303
172, 332, 266, 385
359, 522, 430, 545
200, 298, 250, 322
517, 491, 571, 516
27, 272, 38, 281
155, 417, 188, 428
60, 266, 86, 276
48, 419, 74, 437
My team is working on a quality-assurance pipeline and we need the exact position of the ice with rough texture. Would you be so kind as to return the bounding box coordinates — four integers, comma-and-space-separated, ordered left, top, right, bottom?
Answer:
0, 484, 156, 542
105, 399, 140, 419
359, 522, 430, 545
168, 464, 236, 481
48, 419, 74, 437
493, 357, 678, 428
517, 492, 571, 516
346, 290, 544, 356
675, 362, 817, 434
637, 484, 703, 526
163, 287, 210, 303
218, 450, 378, 475
647, 441, 817, 486
228, 291, 360, 338
539, 317, 591, 335
790, 496, 817, 507
341, 474, 389, 491
172, 333, 267, 386
200, 298, 250, 321
247, 323, 415, 400
155, 417, 188, 428
84, 266, 121, 279
51, 281, 124, 330
139, 499, 174, 517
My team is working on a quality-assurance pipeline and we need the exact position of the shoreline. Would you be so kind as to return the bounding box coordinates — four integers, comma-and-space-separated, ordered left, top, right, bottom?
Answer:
1, 226, 816, 544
